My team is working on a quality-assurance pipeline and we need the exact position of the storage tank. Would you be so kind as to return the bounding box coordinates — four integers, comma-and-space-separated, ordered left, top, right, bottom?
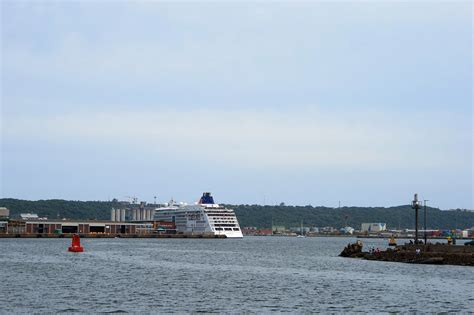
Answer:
111, 209, 116, 222
120, 209, 126, 222
115, 209, 121, 222
132, 209, 137, 221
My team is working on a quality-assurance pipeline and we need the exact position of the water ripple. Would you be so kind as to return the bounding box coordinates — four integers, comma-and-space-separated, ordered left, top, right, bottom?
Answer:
0, 237, 473, 313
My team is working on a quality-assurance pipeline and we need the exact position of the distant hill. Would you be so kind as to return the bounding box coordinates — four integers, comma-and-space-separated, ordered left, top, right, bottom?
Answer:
0, 198, 472, 230
230, 204, 474, 230
0, 198, 118, 221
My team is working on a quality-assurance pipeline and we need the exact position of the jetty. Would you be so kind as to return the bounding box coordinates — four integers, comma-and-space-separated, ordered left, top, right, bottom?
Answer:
340, 241, 474, 266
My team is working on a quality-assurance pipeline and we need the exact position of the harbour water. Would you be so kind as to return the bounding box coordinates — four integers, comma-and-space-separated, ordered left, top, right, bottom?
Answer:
1, 237, 473, 313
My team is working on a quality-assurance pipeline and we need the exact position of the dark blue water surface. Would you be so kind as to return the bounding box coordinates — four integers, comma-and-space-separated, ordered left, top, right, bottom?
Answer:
1, 237, 473, 313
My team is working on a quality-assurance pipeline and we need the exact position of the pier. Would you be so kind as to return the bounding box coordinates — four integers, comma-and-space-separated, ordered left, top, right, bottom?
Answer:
340, 242, 474, 266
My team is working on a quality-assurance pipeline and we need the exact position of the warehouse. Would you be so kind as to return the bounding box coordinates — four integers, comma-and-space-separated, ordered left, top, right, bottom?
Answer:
4, 219, 147, 235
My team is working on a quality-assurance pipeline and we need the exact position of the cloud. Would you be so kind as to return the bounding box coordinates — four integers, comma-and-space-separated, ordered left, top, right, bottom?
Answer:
1, 2, 471, 207
4, 107, 470, 171
3, 1, 471, 95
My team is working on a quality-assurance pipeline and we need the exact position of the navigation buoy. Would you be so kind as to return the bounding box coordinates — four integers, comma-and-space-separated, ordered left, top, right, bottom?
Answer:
68, 234, 84, 252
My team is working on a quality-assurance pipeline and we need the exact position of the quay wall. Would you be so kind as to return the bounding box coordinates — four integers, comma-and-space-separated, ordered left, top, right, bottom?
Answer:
0, 233, 226, 239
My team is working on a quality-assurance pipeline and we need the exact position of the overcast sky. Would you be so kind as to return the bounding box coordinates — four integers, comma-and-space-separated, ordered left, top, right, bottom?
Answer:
1, 1, 472, 209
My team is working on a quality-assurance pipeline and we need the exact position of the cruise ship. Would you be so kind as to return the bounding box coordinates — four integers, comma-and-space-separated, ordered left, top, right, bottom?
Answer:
154, 193, 243, 238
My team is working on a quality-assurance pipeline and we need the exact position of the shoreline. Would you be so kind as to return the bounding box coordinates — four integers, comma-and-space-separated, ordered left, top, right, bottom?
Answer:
0, 233, 227, 239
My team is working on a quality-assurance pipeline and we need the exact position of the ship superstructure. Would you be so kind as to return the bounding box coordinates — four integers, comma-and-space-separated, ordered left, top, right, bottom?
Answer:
154, 193, 243, 238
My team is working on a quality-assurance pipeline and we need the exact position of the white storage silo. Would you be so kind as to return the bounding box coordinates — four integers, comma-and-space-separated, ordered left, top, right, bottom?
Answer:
120, 209, 126, 222
111, 209, 116, 222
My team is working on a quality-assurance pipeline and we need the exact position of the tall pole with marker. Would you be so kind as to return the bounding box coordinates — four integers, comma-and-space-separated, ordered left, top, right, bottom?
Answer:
424, 200, 429, 245
411, 193, 421, 244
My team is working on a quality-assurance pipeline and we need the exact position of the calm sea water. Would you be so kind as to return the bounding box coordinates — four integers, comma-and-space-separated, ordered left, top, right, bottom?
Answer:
0, 236, 473, 313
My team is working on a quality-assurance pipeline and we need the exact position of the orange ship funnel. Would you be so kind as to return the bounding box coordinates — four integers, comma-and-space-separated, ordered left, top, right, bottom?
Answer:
68, 234, 84, 252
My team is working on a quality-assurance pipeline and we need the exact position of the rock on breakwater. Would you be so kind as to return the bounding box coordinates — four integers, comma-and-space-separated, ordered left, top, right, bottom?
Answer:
340, 242, 474, 266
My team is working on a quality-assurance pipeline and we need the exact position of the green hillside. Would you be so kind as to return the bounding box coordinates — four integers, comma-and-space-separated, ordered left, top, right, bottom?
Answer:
0, 198, 472, 230
0, 198, 117, 220
230, 204, 474, 230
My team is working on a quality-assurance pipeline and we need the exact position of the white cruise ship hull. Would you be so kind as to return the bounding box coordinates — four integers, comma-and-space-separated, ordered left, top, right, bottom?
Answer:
216, 230, 243, 238
154, 193, 243, 238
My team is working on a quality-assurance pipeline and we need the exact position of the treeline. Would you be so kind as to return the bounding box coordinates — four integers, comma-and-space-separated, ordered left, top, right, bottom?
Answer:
0, 198, 116, 220
230, 204, 474, 230
1, 198, 472, 230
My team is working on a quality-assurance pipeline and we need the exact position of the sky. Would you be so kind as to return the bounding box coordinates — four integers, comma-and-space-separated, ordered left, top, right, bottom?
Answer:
1, 1, 472, 209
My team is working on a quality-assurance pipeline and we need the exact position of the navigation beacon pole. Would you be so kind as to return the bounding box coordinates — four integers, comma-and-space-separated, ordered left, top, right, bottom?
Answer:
411, 193, 421, 244
424, 199, 429, 245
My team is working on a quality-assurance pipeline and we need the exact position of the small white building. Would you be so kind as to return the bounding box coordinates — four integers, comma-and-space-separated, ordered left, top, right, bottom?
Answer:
340, 226, 355, 234
20, 213, 39, 220
361, 223, 387, 233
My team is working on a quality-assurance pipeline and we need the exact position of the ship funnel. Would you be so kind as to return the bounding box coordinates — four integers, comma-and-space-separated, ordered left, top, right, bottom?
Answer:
199, 192, 215, 205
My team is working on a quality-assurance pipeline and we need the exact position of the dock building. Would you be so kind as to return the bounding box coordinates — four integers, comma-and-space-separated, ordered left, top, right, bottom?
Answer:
361, 223, 387, 233
2, 219, 152, 236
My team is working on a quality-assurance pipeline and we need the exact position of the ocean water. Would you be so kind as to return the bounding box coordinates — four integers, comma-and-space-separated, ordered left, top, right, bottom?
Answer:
0, 236, 473, 313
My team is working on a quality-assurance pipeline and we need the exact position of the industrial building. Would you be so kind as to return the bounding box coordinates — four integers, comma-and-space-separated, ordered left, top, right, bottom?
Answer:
0, 208, 10, 234
0, 204, 168, 236
110, 207, 155, 222
361, 223, 387, 233
0, 207, 9, 219
2, 219, 152, 235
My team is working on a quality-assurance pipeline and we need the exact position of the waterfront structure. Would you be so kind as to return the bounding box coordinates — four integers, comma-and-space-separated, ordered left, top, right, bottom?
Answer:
361, 223, 387, 233
0, 208, 9, 233
340, 241, 474, 266
111, 203, 155, 222
2, 219, 150, 235
0, 207, 9, 219
412, 193, 422, 244
154, 192, 243, 238
20, 213, 41, 220
340, 226, 355, 234
0, 221, 7, 234
272, 226, 286, 234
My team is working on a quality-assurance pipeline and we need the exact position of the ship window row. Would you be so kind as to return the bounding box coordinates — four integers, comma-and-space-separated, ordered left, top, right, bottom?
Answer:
210, 218, 236, 220
205, 211, 234, 213
214, 227, 240, 231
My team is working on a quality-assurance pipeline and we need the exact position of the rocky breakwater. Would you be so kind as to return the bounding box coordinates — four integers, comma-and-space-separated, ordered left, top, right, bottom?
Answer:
340, 242, 474, 266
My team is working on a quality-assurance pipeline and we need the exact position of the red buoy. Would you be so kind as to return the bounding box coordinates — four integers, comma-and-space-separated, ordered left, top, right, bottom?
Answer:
68, 234, 84, 252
